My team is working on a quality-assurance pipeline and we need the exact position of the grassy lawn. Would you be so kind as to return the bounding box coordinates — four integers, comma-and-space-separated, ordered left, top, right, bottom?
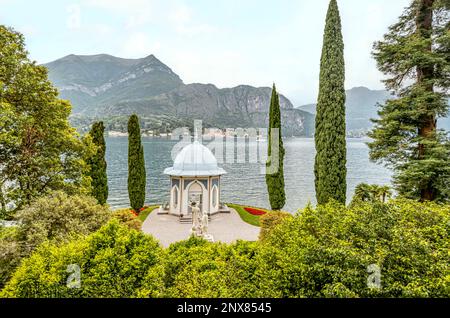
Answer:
135, 203, 273, 227
227, 203, 272, 227
137, 205, 160, 222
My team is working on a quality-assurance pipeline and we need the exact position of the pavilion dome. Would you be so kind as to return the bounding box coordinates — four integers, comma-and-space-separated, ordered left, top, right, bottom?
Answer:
164, 140, 226, 177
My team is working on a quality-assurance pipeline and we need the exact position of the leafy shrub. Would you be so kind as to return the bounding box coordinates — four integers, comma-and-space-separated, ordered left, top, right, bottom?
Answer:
1, 220, 165, 298
164, 237, 258, 298
112, 208, 142, 231
0, 226, 21, 289
3, 199, 448, 298
0, 191, 110, 288
350, 183, 392, 206
254, 199, 450, 298
15, 191, 110, 254
259, 210, 292, 242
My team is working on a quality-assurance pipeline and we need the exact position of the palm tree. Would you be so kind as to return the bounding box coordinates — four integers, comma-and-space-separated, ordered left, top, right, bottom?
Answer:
351, 183, 392, 205
354, 183, 373, 202
376, 185, 392, 203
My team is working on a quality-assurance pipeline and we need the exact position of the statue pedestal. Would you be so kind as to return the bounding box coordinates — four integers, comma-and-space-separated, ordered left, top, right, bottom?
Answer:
203, 234, 214, 242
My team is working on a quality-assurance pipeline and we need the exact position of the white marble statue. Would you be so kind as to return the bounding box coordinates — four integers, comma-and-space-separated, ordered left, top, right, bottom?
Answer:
189, 200, 213, 241
190, 201, 201, 236
200, 211, 209, 235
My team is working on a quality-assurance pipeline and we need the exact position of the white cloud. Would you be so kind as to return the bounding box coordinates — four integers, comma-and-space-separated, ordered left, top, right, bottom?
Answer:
91, 23, 113, 36
167, 49, 250, 88
84, 0, 152, 12
66, 4, 82, 30
169, 3, 217, 36
84, 0, 155, 28
121, 32, 161, 58
16, 24, 39, 37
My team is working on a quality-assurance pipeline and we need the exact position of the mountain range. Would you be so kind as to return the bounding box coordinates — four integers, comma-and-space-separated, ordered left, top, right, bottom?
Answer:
297, 87, 450, 132
297, 87, 393, 131
45, 54, 314, 136
44, 54, 450, 136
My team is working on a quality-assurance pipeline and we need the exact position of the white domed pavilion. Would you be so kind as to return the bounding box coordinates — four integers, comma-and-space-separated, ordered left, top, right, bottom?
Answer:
163, 140, 226, 216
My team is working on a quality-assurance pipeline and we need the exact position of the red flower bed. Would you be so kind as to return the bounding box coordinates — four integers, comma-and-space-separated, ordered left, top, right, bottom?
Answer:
130, 206, 148, 217
244, 207, 267, 216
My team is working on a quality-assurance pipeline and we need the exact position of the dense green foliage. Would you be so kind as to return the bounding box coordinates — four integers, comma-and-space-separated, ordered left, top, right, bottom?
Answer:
0, 226, 20, 290
127, 114, 146, 212
86, 122, 108, 205
258, 211, 292, 242
14, 191, 110, 253
0, 26, 93, 216
314, 0, 347, 205
350, 183, 392, 206
369, 0, 450, 202
0, 191, 110, 288
265, 84, 286, 210
1, 221, 164, 298
164, 238, 258, 297
255, 199, 449, 297
112, 208, 142, 231
3, 199, 448, 298
1, 3, 449, 300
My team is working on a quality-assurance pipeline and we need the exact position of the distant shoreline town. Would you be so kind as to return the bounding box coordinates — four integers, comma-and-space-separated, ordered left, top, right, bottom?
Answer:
107, 129, 369, 139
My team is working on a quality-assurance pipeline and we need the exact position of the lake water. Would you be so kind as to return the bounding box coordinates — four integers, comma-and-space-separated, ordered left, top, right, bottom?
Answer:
106, 137, 392, 213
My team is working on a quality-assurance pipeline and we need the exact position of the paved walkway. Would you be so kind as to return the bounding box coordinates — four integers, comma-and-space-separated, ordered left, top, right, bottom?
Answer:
141, 208, 260, 247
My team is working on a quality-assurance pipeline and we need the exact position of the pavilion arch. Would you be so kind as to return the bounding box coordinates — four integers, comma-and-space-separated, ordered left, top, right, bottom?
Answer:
163, 140, 227, 217
211, 185, 219, 210
171, 185, 180, 211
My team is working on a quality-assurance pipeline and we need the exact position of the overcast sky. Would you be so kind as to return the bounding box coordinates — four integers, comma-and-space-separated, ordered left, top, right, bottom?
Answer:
0, 0, 410, 105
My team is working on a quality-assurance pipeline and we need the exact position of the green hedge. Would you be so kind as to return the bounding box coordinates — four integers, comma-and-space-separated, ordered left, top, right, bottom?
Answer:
2, 199, 449, 298
1, 220, 165, 298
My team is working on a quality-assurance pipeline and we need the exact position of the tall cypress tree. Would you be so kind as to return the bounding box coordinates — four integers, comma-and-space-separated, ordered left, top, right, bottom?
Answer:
87, 121, 108, 205
265, 83, 286, 210
127, 114, 146, 211
314, 0, 347, 205
369, 0, 450, 202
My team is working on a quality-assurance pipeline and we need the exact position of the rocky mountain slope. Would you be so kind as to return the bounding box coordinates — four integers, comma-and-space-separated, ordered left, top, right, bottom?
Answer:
45, 54, 314, 136
297, 87, 392, 131
298, 86, 450, 132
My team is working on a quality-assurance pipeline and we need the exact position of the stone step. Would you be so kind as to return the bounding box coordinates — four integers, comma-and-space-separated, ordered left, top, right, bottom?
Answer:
203, 234, 215, 242
179, 216, 212, 224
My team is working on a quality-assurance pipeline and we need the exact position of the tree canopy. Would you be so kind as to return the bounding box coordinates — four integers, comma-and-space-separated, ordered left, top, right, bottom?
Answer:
86, 121, 108, 205
314, 0, 347, 205
127, 114, 146, 212
369, 0, 450, 202
0, 191, 110, 288
2, 199, 448, 298
0, 26, 92, 216
265, 84, 286, 210
1, 220, 164, 298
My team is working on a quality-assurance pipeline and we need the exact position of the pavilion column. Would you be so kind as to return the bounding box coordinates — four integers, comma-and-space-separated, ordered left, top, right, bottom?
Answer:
180, 177, 183, 215
208, 177, 212, 214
